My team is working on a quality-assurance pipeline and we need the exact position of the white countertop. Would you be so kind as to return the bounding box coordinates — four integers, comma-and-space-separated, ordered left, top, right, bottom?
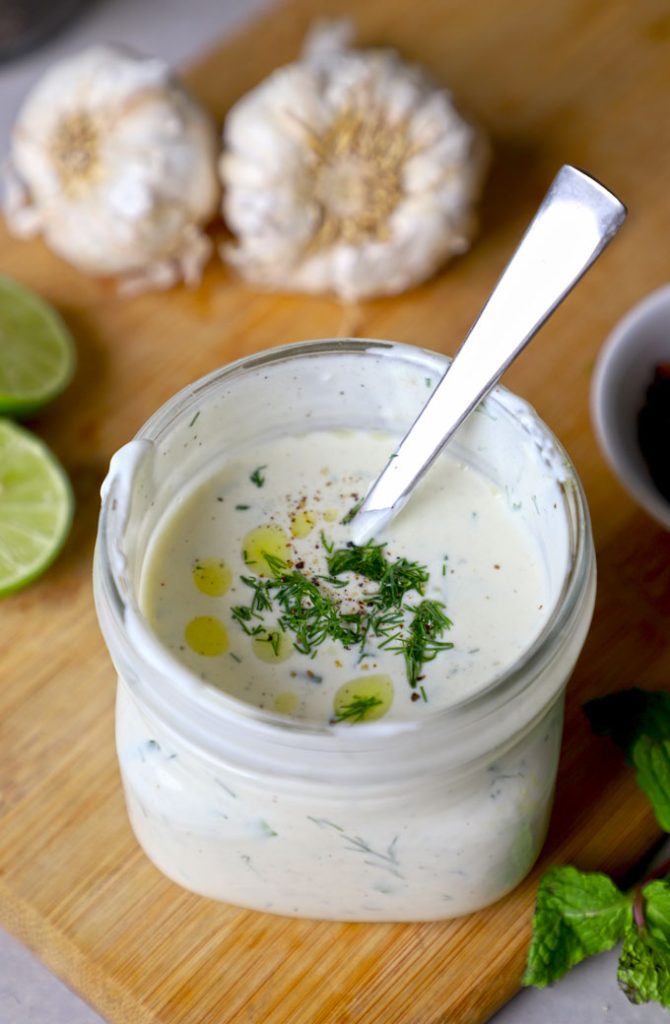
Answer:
0, 1, 667, 1021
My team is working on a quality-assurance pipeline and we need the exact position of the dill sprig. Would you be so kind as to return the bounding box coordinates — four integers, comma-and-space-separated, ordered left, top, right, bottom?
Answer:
232, 558, 361, 656
379, 599, 454, 686
274, 571, 362, 655
340, 497, 364, 525
327, 540, 388, 580
261, 552, 287, 576
332, 695, 384, 723
250, 465, 267, 487
256, 630, 281, 656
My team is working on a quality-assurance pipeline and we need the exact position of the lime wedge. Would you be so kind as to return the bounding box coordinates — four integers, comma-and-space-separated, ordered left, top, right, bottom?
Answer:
0, 419, 73, 595
0, 275, 75, 417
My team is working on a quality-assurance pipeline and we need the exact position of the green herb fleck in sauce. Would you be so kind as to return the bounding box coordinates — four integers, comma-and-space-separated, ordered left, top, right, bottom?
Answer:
340, 496, 363, 525
250, 465, 267, 488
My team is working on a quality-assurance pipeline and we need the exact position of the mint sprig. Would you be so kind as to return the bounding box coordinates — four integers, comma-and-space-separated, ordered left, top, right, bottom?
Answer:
524, 688, 670, 1008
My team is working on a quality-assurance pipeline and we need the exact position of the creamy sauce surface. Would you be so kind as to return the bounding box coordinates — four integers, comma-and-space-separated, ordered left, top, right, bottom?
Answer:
141, 429, 549, 723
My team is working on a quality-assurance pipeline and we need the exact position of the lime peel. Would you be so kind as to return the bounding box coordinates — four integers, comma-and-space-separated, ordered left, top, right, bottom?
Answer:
0, 274, 75, 417
0, 419, 73, 595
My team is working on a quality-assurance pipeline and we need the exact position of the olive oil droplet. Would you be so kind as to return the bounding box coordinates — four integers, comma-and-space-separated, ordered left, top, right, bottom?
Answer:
291, 509, 317, 539
273, 691, 299, 715
252, 629, 293, 663
333, 674, 394, 723
185, 616, 229, 656
192, 558, 232, 596
242, 524, 291, 575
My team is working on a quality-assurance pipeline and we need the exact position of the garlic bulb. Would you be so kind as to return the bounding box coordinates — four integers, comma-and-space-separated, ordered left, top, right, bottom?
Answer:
220, 22, 489, 302
4, 45, 219, 294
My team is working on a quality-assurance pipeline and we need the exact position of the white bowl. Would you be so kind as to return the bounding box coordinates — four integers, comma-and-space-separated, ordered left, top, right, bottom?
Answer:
591, 284, 670, 530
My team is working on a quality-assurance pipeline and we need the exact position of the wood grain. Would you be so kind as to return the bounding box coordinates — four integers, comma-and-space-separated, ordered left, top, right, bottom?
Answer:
1, 1, 670, 1021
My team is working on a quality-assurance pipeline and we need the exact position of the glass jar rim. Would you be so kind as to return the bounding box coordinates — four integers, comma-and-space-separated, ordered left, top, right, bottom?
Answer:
96, 337, 594, 754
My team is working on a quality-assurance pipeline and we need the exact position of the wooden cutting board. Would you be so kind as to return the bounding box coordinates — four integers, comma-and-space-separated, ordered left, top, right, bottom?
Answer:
2, 1, 670, 1021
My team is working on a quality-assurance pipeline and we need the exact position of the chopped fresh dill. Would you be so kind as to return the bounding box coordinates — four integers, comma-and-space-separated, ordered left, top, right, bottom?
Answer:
320, 530, 334, 554
380, 600, 454, 687
230, 603, 265, 636
275, 571, 361, 656
250, 465, 267, 488
340, 496, 363, 525
262, 551, 289, 576
327, 539, 387, 579
328, 541, 429, 609
307, 815, 344, 831
256, 630, 281, 656
333, 695, 383, 723
241, 575, 273, 613
229, 652, 242, 663
235, 504, 250, 511
188, 410, 200, 427
230, 541, 453, 690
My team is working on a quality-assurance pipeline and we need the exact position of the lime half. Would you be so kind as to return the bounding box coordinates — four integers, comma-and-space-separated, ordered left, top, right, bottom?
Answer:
0, 275, 75, 417
0, 419, 73, 595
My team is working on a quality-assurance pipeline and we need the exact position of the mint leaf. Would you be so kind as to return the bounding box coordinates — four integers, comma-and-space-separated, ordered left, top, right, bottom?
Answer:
633, 736, 670, 832
523, 866, 632, 987
585, 688, 670, 830
646, 879, 670, 941
618, 927, 670, 1006
618, 882, 670, 1005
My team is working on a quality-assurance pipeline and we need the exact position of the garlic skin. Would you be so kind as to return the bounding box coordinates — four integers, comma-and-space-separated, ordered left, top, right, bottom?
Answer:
220, 23, 489, 302
4, 45, 219, 294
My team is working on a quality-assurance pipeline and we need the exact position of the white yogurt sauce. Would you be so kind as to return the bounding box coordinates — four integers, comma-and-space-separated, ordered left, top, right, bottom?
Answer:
141, 429, 549, 723
117, 681, 563, 919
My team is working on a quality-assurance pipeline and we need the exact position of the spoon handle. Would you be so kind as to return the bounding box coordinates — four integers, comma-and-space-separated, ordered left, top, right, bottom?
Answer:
351, 165, 626, 544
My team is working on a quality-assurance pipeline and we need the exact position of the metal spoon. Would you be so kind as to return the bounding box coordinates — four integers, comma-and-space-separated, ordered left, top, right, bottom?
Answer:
350, 164, 627, 545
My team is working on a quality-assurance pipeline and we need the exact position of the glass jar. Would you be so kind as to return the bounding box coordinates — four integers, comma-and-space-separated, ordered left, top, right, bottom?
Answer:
94, 339, 595, 922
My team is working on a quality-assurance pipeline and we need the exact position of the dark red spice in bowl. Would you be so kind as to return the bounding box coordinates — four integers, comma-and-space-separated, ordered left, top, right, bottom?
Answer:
637, 363, 670, 503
